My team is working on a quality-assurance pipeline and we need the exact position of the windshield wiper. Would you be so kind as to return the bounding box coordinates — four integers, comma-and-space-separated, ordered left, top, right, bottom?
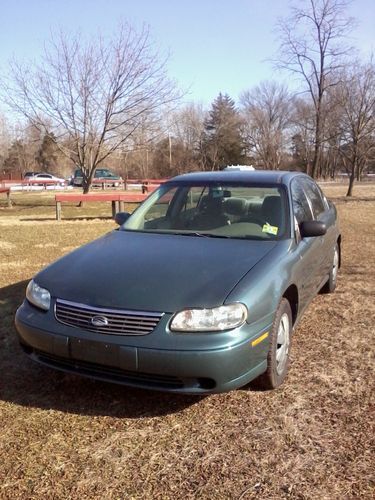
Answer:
172, 231, 231, 238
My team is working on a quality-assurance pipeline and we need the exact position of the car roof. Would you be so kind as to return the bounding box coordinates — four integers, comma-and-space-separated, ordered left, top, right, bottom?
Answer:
169, 170, 310, 186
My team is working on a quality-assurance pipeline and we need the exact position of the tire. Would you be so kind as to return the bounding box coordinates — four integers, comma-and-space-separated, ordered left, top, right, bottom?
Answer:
321, 243, 339, 294
256, 298, 292, 390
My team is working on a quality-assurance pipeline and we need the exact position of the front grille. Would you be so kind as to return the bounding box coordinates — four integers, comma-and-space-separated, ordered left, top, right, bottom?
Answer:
55, 299, 163, 335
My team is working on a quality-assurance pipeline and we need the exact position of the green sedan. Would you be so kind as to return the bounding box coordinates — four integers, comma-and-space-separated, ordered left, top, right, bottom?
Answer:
15, 170, 341, 393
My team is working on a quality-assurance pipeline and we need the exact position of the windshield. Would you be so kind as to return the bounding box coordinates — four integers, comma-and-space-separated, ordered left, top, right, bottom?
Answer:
96, 169, 113, 177
123, 182, 289, 240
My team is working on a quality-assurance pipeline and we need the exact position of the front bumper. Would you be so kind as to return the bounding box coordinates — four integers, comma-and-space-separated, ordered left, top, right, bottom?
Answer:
15, 301, 272, 394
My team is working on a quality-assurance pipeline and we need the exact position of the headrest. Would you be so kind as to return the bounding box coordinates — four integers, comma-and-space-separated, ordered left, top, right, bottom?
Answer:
198, 195, 223, 214
262, 196, 281, 213
262, 196, 282, 226
223, 197, 247, 216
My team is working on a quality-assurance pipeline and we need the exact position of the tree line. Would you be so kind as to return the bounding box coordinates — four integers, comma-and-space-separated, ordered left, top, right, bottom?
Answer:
0, 0, 374, 196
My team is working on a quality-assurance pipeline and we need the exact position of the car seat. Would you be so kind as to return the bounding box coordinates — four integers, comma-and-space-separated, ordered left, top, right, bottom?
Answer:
192, 195, 229, 229
262, 196, 282, 228
223, 197, 247, 223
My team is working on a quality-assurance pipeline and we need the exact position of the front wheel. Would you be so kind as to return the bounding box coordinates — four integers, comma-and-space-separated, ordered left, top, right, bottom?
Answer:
255, 298, 292, 390
321, 243, 339, 294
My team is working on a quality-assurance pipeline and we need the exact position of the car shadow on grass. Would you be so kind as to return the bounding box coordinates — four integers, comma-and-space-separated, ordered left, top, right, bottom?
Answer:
0, 280, 203, 418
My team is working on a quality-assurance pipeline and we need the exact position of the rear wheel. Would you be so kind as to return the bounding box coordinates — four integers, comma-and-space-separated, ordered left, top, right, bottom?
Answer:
256, 298, 292, 390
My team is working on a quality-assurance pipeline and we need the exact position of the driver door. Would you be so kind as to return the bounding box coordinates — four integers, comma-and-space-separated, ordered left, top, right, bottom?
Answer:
290, 178, 322, 310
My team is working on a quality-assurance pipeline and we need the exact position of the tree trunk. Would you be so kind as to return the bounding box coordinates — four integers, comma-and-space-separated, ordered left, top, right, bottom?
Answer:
305, 159, 311, 176
78, 178, 91, 207
311, 113, 322, 179
346, 162, 356, 197
346, 146, 359, 197
356, 167, 361, 181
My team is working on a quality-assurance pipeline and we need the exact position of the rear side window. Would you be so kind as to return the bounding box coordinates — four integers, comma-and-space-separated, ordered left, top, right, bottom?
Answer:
291, 179, 313, 225
302, 179, 326, 218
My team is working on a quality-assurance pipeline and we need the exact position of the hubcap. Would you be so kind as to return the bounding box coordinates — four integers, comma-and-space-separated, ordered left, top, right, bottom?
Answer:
332, 247, 339, 283
276, 313, 290, 375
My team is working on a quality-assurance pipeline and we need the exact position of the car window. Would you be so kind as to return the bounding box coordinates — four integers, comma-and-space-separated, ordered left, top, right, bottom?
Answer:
301, 179, 326, 218
182, 186, 207, 211
291, 179, 313, 225
124, 183, 288, 240
143, 188, 178, 222
96, 169, 115, 178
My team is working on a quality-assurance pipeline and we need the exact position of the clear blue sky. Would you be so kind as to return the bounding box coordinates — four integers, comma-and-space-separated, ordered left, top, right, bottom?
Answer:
0, 0, 374, 106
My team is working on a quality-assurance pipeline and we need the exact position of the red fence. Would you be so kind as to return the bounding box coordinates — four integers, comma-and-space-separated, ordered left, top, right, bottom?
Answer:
0, 177, 168, 192
0, 179, 65, 189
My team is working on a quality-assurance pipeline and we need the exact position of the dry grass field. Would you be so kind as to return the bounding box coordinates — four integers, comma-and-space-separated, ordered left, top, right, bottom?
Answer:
0, 184, 374, 499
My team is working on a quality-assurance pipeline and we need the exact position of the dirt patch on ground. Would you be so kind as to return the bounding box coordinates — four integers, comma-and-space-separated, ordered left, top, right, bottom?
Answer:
0, 184, 374, 499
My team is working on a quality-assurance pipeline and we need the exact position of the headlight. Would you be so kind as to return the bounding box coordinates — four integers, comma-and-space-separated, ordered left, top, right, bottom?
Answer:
170, 303, 247, 332
26, 280, 51, 311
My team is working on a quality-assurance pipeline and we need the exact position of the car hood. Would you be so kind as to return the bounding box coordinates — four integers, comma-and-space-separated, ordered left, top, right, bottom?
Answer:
36, 231, 278, 312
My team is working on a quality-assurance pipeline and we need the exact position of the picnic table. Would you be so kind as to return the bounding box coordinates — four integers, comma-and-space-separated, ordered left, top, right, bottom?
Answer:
55, 192, 148, 221
0, 187, 11, 207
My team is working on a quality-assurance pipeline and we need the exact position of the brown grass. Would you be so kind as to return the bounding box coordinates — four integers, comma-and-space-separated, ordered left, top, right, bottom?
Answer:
0, 184, 374, 499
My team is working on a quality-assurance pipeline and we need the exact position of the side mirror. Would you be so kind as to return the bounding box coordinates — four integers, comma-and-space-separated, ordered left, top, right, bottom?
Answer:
299, 220, 327, 238
114, 212, 131, 226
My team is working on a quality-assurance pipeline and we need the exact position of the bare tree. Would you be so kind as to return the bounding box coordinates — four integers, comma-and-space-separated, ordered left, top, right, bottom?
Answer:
320, 87, 347, 179
1, 24, 179, 192
0, 113, 12, 173
120, 112, 165, 179
290, 98, 316, 173
167, 103, 206, 171
335, 61, 375, 195
170, 103, 205, 151
241, 81, 292, 169
277, 0, 354, 178
2, 123, 42, 177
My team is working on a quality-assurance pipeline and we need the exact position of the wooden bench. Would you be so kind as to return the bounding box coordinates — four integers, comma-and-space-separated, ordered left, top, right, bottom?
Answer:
55, 192, 148, 221
0, 187, 11, 207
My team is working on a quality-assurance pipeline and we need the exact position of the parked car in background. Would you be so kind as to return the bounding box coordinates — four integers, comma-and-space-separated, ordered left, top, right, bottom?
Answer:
16, 170, 341, 394
25, 173, 66, 186
72, 168, 123, 187
24, 171, 41, 179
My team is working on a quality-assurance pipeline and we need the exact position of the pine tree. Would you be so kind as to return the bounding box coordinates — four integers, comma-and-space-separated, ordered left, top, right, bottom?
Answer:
201, 93, 246, 170
36, 133, 59, 172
